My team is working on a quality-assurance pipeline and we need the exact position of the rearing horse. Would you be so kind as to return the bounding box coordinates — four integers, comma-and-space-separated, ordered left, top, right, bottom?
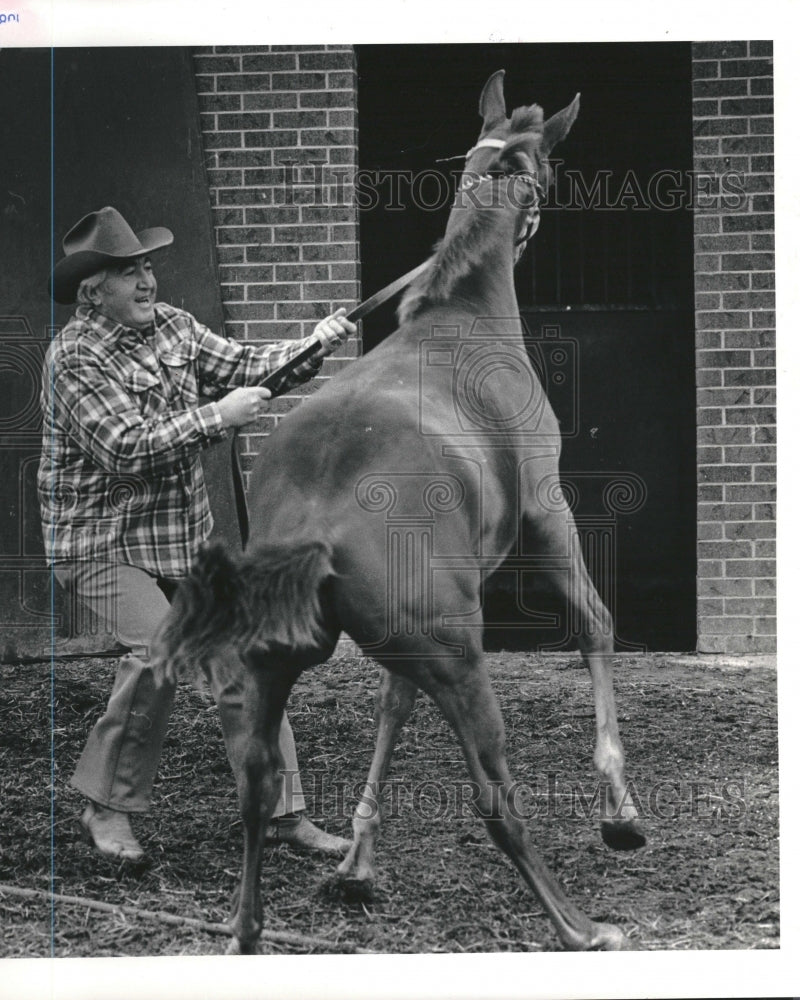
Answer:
154, 70, 645, 952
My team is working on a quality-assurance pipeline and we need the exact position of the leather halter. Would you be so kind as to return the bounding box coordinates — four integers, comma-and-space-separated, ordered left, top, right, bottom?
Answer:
464, 136, 508, 160
512, 174, 544, 256
459, 137, 544, 259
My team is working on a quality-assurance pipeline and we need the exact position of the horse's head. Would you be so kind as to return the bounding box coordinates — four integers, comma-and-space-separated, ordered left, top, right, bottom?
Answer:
447, 71, 580, 261
465, 69, 580, 190
399, 72, 580, 322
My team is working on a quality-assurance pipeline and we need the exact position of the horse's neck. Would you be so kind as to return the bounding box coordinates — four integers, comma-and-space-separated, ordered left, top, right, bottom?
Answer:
398, 200, 519, 324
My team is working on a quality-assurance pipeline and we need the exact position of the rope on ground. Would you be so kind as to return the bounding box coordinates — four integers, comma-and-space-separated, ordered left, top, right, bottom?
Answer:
0, 883, 372, 954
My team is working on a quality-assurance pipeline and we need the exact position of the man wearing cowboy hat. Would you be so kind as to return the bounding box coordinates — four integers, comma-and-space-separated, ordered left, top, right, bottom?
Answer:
40, 206, 356, 862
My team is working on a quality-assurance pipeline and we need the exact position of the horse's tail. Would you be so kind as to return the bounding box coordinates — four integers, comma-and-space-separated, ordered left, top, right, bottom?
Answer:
152, 539, 337, 686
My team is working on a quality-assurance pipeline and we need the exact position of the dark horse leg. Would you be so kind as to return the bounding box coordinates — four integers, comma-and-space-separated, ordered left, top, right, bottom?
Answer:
223, 654, 300, 954
334, 670, 418, 897
528, 508, 645, 850
414, 639, 627, 950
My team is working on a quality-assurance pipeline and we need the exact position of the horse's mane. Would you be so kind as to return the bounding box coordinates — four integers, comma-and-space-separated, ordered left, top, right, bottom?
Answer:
397, 205, 506, 324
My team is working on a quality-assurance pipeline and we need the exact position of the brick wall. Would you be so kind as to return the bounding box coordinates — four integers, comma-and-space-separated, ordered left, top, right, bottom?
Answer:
693, 41, 775, 653
189, 43, 776, 655
192, 45, 360, 479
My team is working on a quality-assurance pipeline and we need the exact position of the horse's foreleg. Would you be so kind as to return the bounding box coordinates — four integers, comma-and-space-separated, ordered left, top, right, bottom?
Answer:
226, 658, 298, 954
533, 511, 644, 850
429, 657, 627, 950
570, 559, 645, 848
334, 669, 418, 898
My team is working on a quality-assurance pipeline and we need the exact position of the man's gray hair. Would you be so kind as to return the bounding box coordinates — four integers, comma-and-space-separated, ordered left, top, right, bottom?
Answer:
76, 269, 108, 307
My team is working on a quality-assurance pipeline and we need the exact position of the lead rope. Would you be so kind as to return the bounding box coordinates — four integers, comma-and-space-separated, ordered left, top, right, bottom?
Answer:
261, 137, 539, 391
258, 260, 431, 391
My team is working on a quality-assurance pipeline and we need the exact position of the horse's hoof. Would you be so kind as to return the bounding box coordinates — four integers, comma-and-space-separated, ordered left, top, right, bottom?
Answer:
322, 871, 375, 904
226, 935, 259, 955
565, 921, 629, 951
601, 819, 646, 851
592, 923, 629, 950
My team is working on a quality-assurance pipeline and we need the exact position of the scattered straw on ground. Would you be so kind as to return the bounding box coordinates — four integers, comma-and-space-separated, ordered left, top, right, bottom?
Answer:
0, 652, 779, 956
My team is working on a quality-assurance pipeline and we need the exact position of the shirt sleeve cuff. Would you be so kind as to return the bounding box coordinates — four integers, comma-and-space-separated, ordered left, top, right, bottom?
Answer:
294, 335, 325, 375
197, 401, 227, 439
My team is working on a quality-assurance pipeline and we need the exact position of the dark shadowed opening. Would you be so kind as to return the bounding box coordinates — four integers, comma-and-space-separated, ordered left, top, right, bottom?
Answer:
356, 43, 696, 651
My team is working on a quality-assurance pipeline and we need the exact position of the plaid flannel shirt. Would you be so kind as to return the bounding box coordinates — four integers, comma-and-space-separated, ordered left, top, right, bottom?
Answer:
38, 302, 323, 578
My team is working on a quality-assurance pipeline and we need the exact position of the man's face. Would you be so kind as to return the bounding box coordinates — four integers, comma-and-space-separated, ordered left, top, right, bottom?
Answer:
92, 255, 157, 330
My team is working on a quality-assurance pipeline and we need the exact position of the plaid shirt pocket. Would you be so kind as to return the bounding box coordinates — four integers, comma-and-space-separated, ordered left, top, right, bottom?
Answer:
160, 341, 201, 407
123, 369, 162, 417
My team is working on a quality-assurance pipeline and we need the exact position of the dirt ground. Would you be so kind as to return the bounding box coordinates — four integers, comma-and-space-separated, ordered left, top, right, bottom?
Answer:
0, 650, 779, 956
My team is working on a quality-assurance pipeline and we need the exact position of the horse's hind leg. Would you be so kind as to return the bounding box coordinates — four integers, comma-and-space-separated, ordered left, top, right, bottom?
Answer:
529, 509, 644, 850
334, 669, 418, 898
424, 651, 626, 950
224, 655, 300, 954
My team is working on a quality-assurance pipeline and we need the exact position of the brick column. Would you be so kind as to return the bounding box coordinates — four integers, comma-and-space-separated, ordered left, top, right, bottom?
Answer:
192, 45, 360, 479
693, 41, 775, 653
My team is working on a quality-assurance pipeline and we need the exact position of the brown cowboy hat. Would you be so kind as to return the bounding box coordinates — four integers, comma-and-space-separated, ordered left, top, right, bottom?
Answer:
49, 206, 174, 304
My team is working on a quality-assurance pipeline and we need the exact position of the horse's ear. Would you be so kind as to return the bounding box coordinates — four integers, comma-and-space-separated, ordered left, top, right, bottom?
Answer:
479, 69, 507, 130
542, 93, 581, 156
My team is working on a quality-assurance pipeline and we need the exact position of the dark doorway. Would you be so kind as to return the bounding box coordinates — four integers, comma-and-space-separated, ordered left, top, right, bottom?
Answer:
356, 43, 696, 651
